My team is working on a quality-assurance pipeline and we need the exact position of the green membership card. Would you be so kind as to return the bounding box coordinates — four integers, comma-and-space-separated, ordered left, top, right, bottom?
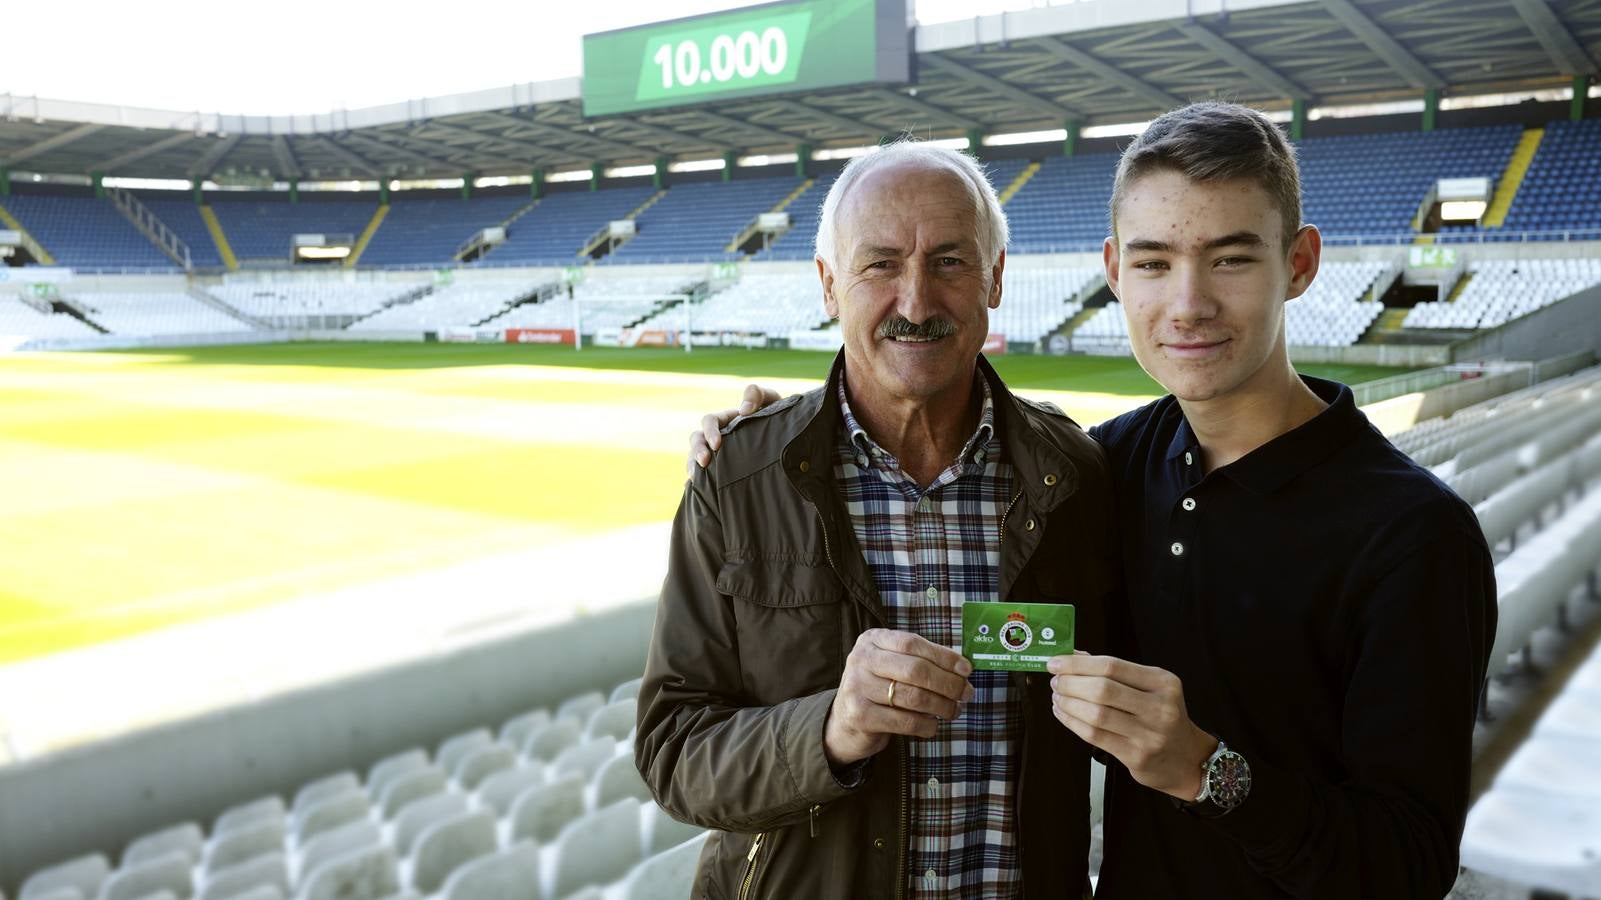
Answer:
962, 601, 1074, 672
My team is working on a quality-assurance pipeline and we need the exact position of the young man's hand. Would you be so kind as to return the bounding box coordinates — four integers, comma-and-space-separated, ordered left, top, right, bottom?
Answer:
687, 383, 782, 475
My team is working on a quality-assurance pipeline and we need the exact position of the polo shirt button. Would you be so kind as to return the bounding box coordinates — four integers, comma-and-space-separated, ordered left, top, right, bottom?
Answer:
1184, 452, 1194, 466
1170, 542, 1185, 557
1182, 497, 1197, 511
925, 587, 939, 601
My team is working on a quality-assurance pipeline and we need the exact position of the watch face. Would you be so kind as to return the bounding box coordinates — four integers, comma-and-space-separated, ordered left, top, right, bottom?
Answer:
1207, 750, 1252, 810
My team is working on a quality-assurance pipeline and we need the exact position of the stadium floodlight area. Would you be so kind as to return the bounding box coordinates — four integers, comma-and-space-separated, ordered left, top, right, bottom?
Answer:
1404, 258, 1601, 329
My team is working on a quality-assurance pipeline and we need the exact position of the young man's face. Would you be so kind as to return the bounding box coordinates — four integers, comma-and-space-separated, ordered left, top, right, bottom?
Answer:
1104, 169, 1319, 405
818, 160, 1003, 410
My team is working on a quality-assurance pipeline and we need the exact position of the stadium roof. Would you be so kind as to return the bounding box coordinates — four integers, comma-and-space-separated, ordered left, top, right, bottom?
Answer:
2, 0, 1597, 182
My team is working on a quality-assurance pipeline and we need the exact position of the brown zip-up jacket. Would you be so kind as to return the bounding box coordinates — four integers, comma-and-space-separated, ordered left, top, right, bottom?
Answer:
636, 353, 1121, 899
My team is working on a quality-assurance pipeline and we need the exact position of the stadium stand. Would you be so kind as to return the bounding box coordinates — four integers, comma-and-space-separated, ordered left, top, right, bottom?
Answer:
1003, 154, 1120, 252
0, 295, 100, 339
12, 675, 705, 900
488, 188, 659, 267
208, 197, 378, 264
1404, 258, 1601, 329
65, 292, 255, 336
990, 265, 1101, 344
350, 277, 559, 332
1297, 125, 1523, 238
359, 196, 533, 269
2, 189, 177, 270
631, 270, 824, 336
209, 282, 425, 325
604, 177, 800, 264
486, 272, 702, 335
1447, 118, 1601, 240
132, 195, 226, 269
750, 174, 836, 262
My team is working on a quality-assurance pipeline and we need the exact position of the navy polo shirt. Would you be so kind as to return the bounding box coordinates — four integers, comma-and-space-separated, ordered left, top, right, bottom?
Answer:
1089, 376, 1497, 899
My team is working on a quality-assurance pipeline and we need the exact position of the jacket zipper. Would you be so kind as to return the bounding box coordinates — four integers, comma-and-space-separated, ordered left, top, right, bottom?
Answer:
998, 488, 1024, 549
738, 832, 767, 900
896, 739, 908, 900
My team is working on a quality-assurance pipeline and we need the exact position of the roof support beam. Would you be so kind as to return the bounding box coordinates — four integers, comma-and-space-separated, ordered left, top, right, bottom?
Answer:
1322, 0, 1445, 89
3, 122, 104, 166
341, 133, 462, 174
305, 137, 381, 177
483, 112, 652, 160
383, 131, 506, 169
414, 120, 568, 163
270, 135, 302, 179
866, 89, 984, 132
185, 134, 242, 178
89, 131, 195, 173
1172, 21, 1313, 101
687, 110, 798, 147
921, 54, 1083, 121
1510, 0, 1597, 75
772, 100, 884, 141
604, 117, 735, 152
1034, 36, 1183, 111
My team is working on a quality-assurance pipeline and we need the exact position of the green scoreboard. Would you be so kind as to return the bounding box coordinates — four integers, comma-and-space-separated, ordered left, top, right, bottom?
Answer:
582, 0, 911, 118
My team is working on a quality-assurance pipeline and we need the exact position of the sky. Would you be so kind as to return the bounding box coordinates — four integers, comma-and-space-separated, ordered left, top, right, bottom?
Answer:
6, 1, 1069, 116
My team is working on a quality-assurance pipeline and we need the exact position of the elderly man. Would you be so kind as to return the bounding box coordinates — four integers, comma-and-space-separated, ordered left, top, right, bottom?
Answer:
635, 142, 1120, 898
690, 102, 1496, 899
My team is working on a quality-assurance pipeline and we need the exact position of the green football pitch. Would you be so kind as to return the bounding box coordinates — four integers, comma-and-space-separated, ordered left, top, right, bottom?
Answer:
0, 342, 1411, 664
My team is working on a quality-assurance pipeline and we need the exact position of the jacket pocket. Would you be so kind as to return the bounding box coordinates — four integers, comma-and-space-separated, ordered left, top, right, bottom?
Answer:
718, 560, 847, 706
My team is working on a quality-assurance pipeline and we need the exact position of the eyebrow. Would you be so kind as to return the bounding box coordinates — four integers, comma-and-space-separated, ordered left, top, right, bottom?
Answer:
1123, 231, 1268, 253
855, 240, 972, 260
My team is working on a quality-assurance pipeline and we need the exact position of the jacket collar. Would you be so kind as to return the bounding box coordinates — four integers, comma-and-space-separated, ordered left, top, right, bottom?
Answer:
780, 351, 1078, 512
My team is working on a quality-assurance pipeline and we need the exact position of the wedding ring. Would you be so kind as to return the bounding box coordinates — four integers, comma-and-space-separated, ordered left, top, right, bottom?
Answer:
886, 680, 898, 707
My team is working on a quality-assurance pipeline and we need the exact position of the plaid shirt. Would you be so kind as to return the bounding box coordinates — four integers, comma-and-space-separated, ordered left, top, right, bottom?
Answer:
836, 375, 1022, 898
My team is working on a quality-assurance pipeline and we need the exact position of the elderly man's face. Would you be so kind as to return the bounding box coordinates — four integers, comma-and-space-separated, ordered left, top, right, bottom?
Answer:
818, 161, 1003, 410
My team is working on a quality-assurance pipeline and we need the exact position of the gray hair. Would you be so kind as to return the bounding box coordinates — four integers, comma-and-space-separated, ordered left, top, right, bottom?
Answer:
813, 140, 1009, 270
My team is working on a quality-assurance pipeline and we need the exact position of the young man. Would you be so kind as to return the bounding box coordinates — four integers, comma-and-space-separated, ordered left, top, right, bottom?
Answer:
691, 102, 1496, 898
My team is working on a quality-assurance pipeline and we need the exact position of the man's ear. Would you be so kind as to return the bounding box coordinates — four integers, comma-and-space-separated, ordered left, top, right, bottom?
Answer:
1284, 224, 1322, 301
1102, 236, 1122, 301
817, 256, 839, 318
988, 249, 1006, 310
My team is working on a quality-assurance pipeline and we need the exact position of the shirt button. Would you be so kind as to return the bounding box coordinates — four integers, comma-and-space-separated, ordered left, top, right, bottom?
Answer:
1184, 452, 1194, 466
1182, 497, 1197, 511
925, 868, 938, 881
1171, 542, 1185, 557
925, 587, 939, 601
917, 496, 932, 512
926, 777, 939, 791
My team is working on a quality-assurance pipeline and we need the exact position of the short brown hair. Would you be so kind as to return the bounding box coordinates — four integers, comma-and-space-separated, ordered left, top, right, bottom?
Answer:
1109, 101, 1303, 251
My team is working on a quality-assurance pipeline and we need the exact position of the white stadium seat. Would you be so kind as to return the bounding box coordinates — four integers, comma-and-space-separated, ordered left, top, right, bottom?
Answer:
438, 842, 541, 900
408, 808, 497, 893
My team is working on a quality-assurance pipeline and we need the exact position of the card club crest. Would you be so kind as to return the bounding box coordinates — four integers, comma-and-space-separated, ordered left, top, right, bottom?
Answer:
999, 611, 1033, 652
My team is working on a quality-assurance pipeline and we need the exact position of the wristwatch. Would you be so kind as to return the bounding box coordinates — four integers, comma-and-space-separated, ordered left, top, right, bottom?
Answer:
1185, 739, 1252, 817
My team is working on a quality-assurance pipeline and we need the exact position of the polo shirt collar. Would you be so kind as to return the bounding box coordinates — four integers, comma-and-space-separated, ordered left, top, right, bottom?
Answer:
1172, 376, 1363, 495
